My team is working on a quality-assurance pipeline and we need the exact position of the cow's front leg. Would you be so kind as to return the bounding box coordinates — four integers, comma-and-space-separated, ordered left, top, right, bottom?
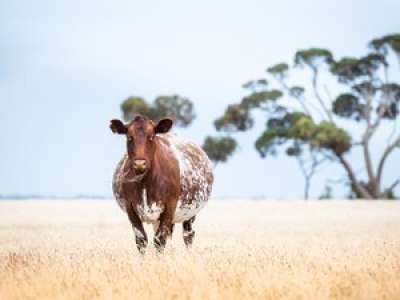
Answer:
126, 203, 147, 254
154, 206, 175, 252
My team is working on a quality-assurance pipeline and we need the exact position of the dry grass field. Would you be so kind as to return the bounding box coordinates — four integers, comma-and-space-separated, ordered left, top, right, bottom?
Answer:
0, 199, 399, 300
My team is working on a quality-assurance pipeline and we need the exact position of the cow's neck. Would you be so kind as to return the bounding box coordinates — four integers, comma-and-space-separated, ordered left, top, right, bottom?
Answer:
134, 151, 160, 195
138, 138, 179, 200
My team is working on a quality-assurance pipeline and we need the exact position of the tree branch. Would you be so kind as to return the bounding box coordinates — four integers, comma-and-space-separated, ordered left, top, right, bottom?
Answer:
295, 147, 326, 200
362, 140, 376, 190
270, 70, 327, 121
386, 118, 398, 145
376, 136, 400, 185
365, 88, 393, 141
312, 69, 333, 122
387, 178, 400, 192
275, 78, 313, 117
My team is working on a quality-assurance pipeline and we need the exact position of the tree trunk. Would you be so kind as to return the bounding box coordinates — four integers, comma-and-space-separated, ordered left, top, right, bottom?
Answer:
304, 178, 310, 200
337, 155, 374, 199
362, 141, 380, 198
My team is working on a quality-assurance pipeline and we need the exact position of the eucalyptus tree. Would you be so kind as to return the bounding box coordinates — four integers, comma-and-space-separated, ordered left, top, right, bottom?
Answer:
202, 136, 237, 166
214, 33, 400, 199
120, 95, 195, 127
120, 94, 238, 167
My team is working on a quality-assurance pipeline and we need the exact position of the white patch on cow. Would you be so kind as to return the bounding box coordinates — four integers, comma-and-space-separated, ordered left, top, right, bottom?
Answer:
136, 188, 162, 223
163, 134, 214, 223
183, 230, 194, 237
112, 155, 129, 212
153, 221, 160, 233
173, 199, 207, 223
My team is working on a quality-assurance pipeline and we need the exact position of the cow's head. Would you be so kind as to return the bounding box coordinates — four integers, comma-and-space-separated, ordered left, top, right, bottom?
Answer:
110, 116, 173, 176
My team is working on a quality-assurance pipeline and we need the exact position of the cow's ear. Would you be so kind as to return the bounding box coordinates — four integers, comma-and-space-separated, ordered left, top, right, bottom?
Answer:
110, 119, 127, 134
155, 118, 173, 134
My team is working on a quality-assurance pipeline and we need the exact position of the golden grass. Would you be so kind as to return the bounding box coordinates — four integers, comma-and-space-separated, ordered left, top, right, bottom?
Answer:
0, 199, 399, 300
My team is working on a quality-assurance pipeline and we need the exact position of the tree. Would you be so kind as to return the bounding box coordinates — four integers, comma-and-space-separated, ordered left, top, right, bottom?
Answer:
120, 95, 195, 127
370, 34, 400, 65
202, 136, 237, 166
214, 33, 400, 199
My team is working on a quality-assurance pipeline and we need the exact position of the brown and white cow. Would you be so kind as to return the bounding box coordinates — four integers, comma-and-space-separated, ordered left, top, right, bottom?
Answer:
110, 116, 214, 253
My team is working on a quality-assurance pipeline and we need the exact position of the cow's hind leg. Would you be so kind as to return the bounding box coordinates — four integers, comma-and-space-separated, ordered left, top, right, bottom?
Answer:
183, 216, 196, 248
126, 203, 147, 254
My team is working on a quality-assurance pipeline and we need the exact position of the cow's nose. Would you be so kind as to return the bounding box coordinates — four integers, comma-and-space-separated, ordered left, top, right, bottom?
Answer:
133, 159, 147, 173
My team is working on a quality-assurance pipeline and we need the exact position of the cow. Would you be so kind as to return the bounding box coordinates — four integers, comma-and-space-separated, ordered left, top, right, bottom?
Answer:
110, 116, 214, 253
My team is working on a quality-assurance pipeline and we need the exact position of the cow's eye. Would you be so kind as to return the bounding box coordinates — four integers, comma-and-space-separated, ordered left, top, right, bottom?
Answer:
149, 135, 154, 142
127, 136, 134, 142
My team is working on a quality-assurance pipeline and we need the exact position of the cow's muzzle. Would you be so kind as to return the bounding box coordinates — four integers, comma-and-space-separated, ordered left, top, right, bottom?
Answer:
133, 159, 147, 174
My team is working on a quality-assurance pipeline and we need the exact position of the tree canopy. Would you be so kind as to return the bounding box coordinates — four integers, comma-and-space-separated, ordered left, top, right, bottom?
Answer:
120, 95, 195, 127
202, 136, 237, 165
213, 33, 400, 199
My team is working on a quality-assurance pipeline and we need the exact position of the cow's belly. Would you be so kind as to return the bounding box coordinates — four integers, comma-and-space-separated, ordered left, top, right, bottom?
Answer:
135, 190, 208, 224
173, 198, 207, 223
135, 188, 209, 224
136, 197, 207, 224
136, 202, 163, 223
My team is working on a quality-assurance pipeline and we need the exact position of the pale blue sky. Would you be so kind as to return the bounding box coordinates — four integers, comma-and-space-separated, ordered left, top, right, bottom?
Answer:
1, 0, 399, 198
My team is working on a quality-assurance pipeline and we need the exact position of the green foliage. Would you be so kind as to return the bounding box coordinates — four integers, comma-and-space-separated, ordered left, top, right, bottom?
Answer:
330, 53, 387, 83
255, 128, 289, 157
120, 95, 195, 127
214, 104, 253, 132
312, 121, 351, 155
266, 63, 289, 80
121, 97, 150, 121
289, 86, 305, 98
378, 103, 398, 120
152, 96, 195, 127
379, 83, 400, 119
294, 48, 333, 69
286, 143, 302, 156
332, 93, 365, 121
381, 83, 400, 101
241, 90, 283, 110
352, 81, 377, 98
215, 87, 284, 133
257, 79, 269, 86
290, 114, 316, 140
202, 136, 237, 164
370, 34, 400, 56
255, 112, 311, 157
242, 79, 268, 90
255, 113, 351, 157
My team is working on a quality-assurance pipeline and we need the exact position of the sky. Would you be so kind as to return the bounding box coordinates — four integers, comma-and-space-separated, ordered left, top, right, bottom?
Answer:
1, 0, 399, 198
